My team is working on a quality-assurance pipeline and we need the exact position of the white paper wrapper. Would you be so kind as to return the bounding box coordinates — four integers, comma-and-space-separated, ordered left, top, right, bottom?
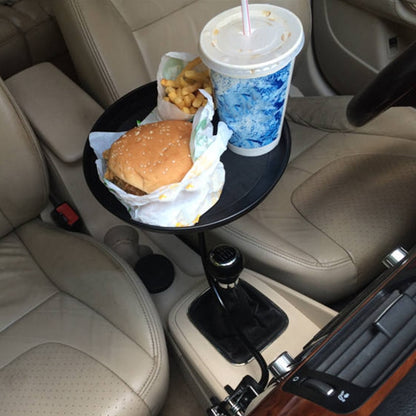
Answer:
89, 92, 232, 227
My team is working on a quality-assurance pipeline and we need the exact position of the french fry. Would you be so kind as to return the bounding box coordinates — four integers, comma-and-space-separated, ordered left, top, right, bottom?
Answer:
161, 79, 177, 88
192, 94, 204, 108
182, 83, 201, 95
184, 70, 209, 82
176, 57, 202, 79
183, 95, 193, 107
160, 56, 213, 114
168, 91, 177, 101
179, 77, 188, 88
173, 96, 185, 108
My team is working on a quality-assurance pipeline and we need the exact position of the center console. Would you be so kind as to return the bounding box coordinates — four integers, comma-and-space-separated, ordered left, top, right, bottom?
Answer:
168, 265, 336, 404
279, 248, 416, 414
168, 246, 416, 416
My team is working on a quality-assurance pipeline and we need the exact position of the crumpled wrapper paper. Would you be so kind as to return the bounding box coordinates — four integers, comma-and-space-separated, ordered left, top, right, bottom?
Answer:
89, 91, 232, 227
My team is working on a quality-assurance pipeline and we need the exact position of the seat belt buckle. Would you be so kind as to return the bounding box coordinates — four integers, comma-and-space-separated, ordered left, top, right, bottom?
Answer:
51, 202, 81, 231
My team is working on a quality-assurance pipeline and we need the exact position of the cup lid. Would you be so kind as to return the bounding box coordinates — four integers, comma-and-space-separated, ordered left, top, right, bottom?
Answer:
199, 4, 304, 78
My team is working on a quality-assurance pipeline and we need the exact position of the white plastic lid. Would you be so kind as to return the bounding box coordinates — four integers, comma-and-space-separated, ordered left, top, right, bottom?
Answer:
199, 4, 304, 78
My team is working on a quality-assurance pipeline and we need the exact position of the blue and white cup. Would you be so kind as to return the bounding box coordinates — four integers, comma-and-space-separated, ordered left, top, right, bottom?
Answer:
200, 4, 304, 156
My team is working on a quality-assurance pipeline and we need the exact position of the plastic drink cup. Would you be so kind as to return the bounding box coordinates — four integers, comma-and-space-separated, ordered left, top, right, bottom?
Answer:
199, 4, 304, 156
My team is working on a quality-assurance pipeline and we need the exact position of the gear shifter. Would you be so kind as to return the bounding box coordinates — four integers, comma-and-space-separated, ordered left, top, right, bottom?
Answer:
207, 245, 244, 287
207, 245, 266, 331
189, 243, 289, 364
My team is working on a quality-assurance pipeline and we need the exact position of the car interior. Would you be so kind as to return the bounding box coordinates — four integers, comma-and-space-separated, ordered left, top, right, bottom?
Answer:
1, 0, 416, 415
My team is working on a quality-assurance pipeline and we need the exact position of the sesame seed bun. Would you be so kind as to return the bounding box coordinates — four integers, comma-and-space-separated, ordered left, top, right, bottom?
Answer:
103, 120, 193, 195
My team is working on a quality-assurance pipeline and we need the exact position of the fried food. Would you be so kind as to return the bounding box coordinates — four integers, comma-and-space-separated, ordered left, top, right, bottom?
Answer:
161, 57, 212, 115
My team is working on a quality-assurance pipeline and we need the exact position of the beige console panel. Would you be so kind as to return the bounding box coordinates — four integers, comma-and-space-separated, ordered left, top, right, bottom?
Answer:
169, 269, 336, 400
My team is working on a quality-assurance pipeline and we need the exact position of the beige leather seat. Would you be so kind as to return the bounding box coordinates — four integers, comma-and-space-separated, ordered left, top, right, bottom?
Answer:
0, 79, 168, 414
52, 0, 416, 303
0, 0, 75, 80
52, 0, 311, 107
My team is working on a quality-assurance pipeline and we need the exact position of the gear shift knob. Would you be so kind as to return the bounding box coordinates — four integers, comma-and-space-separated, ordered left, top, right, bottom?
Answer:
207, 244, 244, 286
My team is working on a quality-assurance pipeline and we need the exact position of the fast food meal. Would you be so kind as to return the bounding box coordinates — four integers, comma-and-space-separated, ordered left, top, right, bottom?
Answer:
103, 120, 193, 196
160, 57, 213, 115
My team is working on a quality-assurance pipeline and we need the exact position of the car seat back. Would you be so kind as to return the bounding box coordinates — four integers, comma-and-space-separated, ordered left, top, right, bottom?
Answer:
53, 0, 311, 107
0, 79, 49, 236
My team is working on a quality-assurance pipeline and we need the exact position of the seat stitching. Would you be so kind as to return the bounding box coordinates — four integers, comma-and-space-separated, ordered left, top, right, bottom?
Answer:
288, 129, 333, 169
0, 29, 22, 46
55, 225, 164, 399
289, 195, 356, 268
288, 153, 411, 270
0, 291, 59, 335
0, 204, 13, 231
0, 293, 157, 406
125, 1, 199, 32
289, 160, 360, 267
290, 152, 416, 285
15, 221, 164, 398
69, 0, 119, 102
132, 33, 153, 81
86, 238, 164, 400
68, 231, 163, 396
223, 224, 352, 269
286, 111, 351, 134
0, 82, 49, 199
287, 107, 416, 140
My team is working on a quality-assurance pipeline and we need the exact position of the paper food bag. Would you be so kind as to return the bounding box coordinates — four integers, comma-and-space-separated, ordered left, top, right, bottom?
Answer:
157, 51, 211, 121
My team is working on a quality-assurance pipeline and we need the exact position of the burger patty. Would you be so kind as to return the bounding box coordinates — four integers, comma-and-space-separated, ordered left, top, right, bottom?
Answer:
106, 171, 146, 196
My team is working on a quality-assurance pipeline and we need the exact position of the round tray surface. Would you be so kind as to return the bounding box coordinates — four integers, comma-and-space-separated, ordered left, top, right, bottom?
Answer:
83, 81, 291, 234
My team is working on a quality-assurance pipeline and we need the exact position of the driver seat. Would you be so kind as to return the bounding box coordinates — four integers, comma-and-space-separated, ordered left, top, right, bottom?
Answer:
51, 0, 416, 303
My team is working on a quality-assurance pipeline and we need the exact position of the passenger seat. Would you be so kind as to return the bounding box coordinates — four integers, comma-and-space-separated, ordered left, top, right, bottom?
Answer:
0, 78, 169, 415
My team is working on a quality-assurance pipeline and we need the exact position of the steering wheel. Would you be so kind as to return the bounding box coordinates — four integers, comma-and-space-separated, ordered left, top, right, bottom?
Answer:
347, 41, 416, 127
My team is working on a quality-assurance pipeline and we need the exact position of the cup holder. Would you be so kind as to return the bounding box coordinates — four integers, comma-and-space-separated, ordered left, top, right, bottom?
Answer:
134, 254, 175, 293
104, 225, 151, 266
104, 225, 174, 293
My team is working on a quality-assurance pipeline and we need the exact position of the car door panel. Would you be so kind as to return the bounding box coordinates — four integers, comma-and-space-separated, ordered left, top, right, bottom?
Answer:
313, 0, 416, 94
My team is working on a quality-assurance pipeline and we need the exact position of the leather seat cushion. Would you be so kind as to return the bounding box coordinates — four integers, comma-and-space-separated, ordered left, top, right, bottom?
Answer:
210, 97, 416, 303
293, 154, 416, 282
0, 220, 168, 416
0, 343, 148, 415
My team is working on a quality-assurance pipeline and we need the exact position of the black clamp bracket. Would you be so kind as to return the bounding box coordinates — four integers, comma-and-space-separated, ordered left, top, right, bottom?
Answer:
207, 376, 262, 416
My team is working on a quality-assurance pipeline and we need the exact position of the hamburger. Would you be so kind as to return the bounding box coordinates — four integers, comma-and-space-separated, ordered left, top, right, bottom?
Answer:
103, 120, 193, 195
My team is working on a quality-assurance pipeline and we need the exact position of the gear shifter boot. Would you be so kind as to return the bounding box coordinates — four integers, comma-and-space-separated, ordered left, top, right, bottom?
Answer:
188, 280, 288, 364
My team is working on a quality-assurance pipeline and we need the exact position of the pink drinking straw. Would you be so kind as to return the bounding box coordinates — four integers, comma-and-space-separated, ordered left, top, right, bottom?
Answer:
241, 0, 251, 36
